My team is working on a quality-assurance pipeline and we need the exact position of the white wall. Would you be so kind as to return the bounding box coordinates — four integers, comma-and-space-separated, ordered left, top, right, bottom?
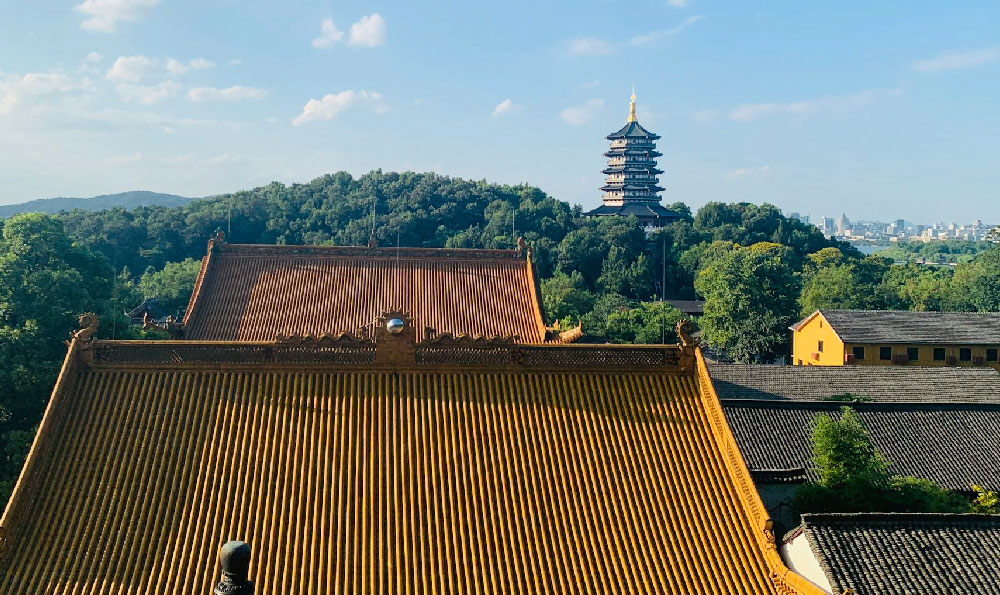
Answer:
780, 533, 835, 594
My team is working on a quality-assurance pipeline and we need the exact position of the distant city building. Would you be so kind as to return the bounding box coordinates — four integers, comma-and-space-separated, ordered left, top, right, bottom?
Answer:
585, 89, 681, 230
836, 213, 850, 236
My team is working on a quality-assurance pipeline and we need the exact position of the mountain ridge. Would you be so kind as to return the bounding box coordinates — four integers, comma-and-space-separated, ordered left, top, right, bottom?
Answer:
0, 191, 194, 218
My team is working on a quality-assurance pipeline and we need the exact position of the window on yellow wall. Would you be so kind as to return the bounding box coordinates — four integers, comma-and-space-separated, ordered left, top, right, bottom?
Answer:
853, 346, 865, 360
818, 340, 824, 353
907, 347, 919, 361
934, 348, 946, 361
988, 349, 998, 362
961, 348, 972, 362
880, 347, 892, 360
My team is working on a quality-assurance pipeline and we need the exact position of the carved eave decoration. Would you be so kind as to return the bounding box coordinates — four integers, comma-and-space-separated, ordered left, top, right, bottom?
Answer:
422, 331, 518, 348
275, 331, 373, 347
545, 319, 583, 344
142, 313, 185, 339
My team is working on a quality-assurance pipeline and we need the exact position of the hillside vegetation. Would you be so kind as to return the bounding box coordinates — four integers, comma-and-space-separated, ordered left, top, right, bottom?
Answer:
0, 190, 193, 218
2, 170, 1000, 507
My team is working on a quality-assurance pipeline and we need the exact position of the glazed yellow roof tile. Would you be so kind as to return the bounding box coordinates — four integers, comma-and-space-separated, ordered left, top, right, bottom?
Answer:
0, 342, 822, 594
182, 243, 549, 343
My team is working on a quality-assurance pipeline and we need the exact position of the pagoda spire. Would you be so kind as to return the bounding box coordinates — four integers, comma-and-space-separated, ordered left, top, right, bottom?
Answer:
628, 85, 637, 123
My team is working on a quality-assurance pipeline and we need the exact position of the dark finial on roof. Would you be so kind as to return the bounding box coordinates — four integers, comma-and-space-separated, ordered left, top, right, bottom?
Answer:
214, 540, 253, 595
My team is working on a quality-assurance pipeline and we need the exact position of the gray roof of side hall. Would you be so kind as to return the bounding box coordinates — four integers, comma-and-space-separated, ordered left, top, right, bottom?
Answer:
708, 363, 1000, 403
789, 513, 1000, 595
722, 400, 1000, 491
792, 309, 1000, 344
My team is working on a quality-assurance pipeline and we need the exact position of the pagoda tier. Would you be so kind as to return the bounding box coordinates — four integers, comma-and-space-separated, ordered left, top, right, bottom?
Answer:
586, 90, 680, 230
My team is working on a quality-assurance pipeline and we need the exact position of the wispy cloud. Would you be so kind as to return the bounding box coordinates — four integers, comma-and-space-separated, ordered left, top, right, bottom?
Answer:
668, 0, 690, 7
292, 90, 385, 126
105, 55, 155, 82
569, 38, 616, 56
74, 0, 160, 32
116, 80, 180, 105
691, 109, 719, 122
188, 86, 268, 102
491, 98, 520, 117
581, 79, 600, 89
560, 98, 604, 125
728, 88, 902, 122
725, 165, 772, 180
569, 15, 705, 55
166, 58, 216, 76
629, 15, 705, 46
0, 73, 91, 114
912, 47, 999, 73
312, 14, 386, 49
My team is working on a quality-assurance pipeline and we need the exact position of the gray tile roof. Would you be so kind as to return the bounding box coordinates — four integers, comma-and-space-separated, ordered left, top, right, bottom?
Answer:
709, 363, 1000, 403
722, 400, 1000, 490
797, 309, 1000, 344
792, 513, 1000, 595
666, 299, 705, 315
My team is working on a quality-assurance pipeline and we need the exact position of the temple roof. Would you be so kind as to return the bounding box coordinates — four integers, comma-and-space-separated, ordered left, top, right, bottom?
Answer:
0, 339, 822, 594
586, 202, 681, 220
792, 309, 1000, 344
606, 120, 661, 140
787, 513, 1000, 594
182, 241, 550, 343
709, 363, 1000, 403
722, 399, 1000, 490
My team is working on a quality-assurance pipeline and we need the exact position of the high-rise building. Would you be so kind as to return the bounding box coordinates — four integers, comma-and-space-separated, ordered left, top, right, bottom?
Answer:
586, 89, 680, 229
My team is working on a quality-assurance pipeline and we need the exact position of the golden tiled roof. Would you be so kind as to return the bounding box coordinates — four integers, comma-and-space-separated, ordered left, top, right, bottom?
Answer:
0, 337, 822, 594
182, 241, 550, 343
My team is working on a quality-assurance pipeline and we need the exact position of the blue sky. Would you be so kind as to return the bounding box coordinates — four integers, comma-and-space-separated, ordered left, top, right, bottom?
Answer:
1, 1, 998, 223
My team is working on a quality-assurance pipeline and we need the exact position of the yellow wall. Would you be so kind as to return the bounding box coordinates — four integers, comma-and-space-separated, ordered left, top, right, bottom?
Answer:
792, 311, 1000, 370
791, 312, 846, 366
845, 342, 1000, 370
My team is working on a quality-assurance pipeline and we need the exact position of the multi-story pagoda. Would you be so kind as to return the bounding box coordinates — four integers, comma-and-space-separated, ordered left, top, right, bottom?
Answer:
586, 89, 680, 229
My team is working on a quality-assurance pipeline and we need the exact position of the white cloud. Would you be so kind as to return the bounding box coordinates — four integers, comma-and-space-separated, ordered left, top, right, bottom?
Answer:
166, 58, 216, 75
292, 90, 384, 126
728, 88, 902, 122
691, 109, 719, 122
725, 165, 772, 180
74, 0, 160, 32
629, 14, 705, 45
569, 38, 616, 55
227, 59, 242, 67
313, 14, 385, 49
105, 152, 142, 164
912, 47, 999, 73
105, 55, 154, 82
116, 80, 180, 105
188, 86, 268, 102
0, 73, 89, 114
560, 98, 604, 125
570, 15, 704, 55
582, 79, 600, 88
348, 14, 386, 47
491, 98, 520, 117
85, 52, 103, 63
312, 18, 344, 48
668, 0, 690, 6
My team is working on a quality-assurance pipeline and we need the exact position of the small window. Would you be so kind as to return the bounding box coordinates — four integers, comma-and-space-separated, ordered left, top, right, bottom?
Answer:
933, 348, 946, 361
988, 348, 998, 362
960, 348, 972, 362
852, 346, 865, 360
907, 347, 919, 361
818, 340, 824, 353
879, 347, 892, 361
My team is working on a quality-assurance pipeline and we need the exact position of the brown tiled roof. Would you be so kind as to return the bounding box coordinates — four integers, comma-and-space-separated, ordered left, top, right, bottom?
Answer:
182, 242, 549, 342
792, 513, 1000, 594
0, 340, 822, 594
709, 363, 1000, 403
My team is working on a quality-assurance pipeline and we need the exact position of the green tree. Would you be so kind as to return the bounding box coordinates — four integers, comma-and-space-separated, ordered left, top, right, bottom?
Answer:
540, 271, 594, 325
795, 407, 968, 514
139, 258, 203, 316
694, 242, 800, 362
0, 214, 116, 506
949, 246, 1000, 311
799, 254, 893, 314
604, 301, 686, 344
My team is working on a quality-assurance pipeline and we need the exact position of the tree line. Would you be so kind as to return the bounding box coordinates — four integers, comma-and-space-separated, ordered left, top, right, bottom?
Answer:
1, 170, 999, 506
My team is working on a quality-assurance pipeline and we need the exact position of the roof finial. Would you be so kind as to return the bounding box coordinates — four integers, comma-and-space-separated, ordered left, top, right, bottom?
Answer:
628, 84, 637, 123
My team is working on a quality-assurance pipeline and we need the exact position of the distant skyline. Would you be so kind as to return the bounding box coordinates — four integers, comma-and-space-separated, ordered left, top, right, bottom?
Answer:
1, 1, 998, 221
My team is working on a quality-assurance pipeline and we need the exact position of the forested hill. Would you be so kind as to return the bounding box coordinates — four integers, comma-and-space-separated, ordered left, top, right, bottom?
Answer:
0, 190, 193, 218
